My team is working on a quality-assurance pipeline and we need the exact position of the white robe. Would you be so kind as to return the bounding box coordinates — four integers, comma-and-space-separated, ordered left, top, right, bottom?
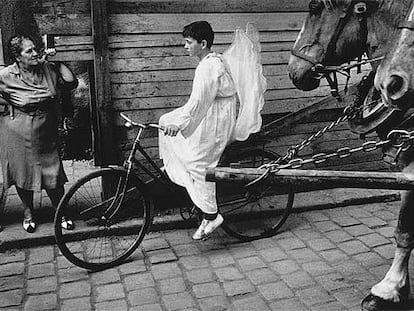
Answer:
159, 53, 237, 214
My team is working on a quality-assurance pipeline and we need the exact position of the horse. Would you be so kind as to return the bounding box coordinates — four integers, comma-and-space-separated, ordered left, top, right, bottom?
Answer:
287, 1, 413, 310
371, 2, 414, 310
288, 0, 411, 90
375, 2, 414, 105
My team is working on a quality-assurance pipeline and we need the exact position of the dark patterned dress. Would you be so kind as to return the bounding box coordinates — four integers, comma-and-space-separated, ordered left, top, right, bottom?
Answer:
0, 62, 77, 191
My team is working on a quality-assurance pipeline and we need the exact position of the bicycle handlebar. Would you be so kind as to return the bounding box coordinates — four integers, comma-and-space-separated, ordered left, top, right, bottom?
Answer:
120, 112, 162, 130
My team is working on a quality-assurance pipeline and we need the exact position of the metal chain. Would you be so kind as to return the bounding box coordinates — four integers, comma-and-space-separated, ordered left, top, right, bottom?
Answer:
276, 72, 374, 165
277, 104, 359, 164
260, 129, 414, 172
244, 75, 409, 188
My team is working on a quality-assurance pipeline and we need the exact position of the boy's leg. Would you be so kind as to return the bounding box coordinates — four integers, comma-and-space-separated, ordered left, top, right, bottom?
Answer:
204, 211, 223, 236
183, 178, 224, 239
204, 212, 218, 220
192, 215, 209, 240
200, 183, 223, 236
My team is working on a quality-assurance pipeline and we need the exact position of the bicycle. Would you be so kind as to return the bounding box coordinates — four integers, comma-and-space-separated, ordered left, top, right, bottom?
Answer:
54, 113, 294, 270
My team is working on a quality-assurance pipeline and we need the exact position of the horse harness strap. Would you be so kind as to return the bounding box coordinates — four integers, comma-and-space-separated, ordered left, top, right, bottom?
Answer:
323, 0, 354, 100
290, 49, 318, 66
324, 2, 354, 61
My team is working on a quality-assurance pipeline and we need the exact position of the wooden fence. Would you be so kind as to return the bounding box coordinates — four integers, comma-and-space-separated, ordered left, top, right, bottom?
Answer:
25, 0, 388, 171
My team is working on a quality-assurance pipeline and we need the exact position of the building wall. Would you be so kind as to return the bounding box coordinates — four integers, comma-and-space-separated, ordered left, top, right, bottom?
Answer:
32, 0, 388, 171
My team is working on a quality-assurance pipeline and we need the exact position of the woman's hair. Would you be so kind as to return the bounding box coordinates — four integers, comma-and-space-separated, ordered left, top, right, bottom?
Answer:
7, 35, 35, 62
182, 21, 214, 48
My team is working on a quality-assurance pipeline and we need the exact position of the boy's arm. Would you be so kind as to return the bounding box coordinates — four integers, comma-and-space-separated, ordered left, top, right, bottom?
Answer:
176, 60, 221, 137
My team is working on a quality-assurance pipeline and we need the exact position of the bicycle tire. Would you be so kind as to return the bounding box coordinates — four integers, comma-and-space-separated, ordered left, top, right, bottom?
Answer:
217, 148, 294, 241
54, 167, 153, 270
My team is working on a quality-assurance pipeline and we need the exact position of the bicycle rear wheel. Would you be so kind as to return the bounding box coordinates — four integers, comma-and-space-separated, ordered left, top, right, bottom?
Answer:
217, 149, 294, 241
54, 167, 153, 270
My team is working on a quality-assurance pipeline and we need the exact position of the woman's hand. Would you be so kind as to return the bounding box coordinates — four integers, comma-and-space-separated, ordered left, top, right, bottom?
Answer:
38, 48, 56, 64
163, 124, 180, 136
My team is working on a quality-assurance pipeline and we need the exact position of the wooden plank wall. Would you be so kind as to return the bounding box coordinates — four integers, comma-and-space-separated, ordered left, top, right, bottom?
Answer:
32, 0, 389, 172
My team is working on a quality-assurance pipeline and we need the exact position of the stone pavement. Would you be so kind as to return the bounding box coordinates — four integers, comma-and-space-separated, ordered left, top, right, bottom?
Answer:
0, 187, 401, 250
1, 195, 414, 311
0, 158, 402, 250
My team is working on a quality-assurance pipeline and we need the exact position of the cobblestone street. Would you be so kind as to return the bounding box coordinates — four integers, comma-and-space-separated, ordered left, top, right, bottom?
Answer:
1, 198, 413, 311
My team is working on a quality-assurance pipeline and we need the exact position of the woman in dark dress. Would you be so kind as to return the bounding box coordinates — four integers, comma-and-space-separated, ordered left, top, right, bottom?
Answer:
0, 35, 78, 233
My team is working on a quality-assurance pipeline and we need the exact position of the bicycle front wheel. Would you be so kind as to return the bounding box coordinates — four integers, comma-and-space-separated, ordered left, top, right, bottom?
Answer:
217, 149, 294, 241
54, 167, 153, 270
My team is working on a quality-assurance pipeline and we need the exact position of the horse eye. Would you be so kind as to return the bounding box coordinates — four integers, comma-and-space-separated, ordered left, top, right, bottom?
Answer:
309, 0, 323, 15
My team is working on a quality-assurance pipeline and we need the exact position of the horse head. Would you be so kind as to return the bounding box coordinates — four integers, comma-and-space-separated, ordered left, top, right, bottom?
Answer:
375, 2, 414, 107
288, 0, 408, 92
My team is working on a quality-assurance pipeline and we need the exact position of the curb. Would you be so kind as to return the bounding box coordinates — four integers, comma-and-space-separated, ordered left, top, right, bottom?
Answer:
0, 191, 401, 252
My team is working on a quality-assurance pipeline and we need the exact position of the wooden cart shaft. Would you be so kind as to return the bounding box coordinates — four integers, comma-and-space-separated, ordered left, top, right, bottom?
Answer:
206, 167, 414, 192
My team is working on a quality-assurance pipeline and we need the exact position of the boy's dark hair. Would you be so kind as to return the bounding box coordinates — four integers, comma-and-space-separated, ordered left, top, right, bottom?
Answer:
182, 21, 214, 49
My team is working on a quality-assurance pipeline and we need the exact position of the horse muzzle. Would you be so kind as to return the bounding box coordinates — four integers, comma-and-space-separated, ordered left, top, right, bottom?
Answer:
288, 57, 322, 91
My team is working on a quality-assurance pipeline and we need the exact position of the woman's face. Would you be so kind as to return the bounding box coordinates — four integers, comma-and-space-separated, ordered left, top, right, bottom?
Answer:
16, 38, 40, 67
184, 37, 204, 58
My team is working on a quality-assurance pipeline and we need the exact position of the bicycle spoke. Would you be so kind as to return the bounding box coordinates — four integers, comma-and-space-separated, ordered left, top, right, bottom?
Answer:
55, 168, 152, 270
217, 149, 293, 241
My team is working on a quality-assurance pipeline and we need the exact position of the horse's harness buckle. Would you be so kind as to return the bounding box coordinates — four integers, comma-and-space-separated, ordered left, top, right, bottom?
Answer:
387, 130, 411, 149
354, 2, 367, 16
311, 63, 325, 79
387, 130, 414, 164
311, 63, 324, 73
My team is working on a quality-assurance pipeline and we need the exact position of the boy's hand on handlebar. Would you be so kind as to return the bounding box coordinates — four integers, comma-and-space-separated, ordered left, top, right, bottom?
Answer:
163, 124, 180, 136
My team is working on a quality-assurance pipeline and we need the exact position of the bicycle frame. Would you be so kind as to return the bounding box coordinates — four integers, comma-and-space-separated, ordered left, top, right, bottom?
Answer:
78, 114, 174, 223
125, 129, 168, 185
119, 113, 182, 199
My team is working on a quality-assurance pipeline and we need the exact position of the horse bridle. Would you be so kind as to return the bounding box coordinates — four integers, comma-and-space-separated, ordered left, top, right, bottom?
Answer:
291, 0, 370, 100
